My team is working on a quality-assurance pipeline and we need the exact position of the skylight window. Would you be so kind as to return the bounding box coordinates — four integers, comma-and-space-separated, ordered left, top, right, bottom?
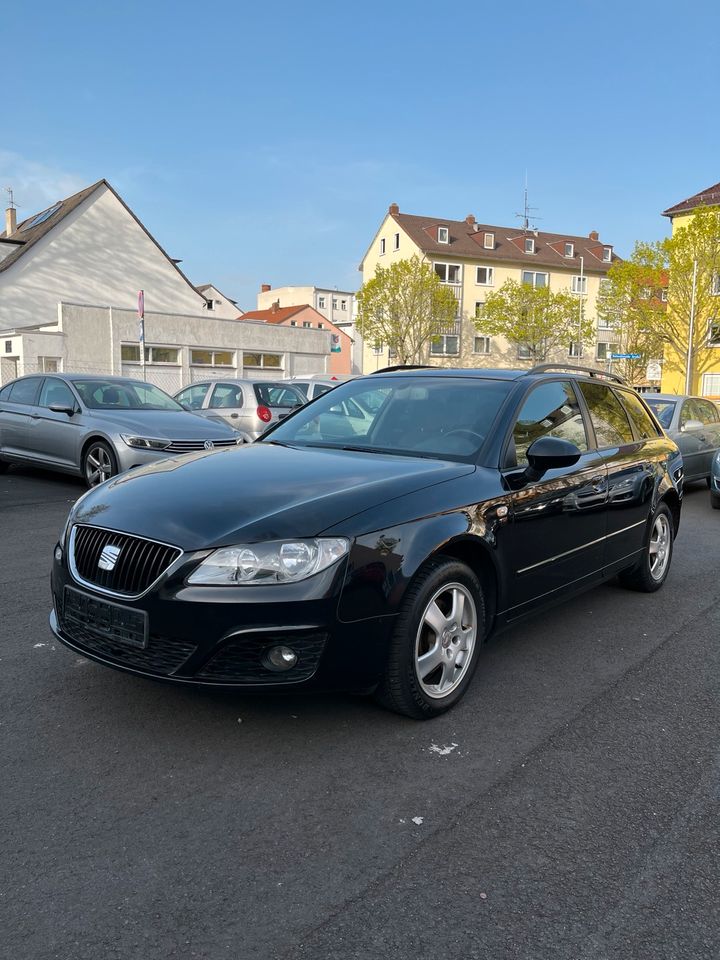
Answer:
438, 226, 449, 244
22, 202, 63, 231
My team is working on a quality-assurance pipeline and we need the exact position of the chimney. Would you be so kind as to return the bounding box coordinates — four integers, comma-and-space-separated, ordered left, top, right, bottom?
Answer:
5, 206, 17, 236
589, 230, 599, 241
271, 300, 279, 313
260, 283, 271, 293
465, 214, 476, 226
388, 202, 399, 215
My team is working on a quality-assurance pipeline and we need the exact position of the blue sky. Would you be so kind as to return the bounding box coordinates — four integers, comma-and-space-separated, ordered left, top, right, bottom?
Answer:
4, 0, 719, 310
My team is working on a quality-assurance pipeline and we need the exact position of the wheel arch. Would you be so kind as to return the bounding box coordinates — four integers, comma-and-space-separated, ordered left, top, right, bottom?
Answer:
80, 434, 118, 469
659, 488, 681, 534
430, 536, 499, 635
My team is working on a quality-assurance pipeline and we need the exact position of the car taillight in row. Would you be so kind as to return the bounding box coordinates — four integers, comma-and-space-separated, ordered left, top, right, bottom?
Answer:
257, 405, 272, 423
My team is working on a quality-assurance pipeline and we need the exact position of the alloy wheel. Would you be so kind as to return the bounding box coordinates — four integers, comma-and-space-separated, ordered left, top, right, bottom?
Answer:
414, 582, 477, 699
648, 513, 671, 581
85, 445, 114, 486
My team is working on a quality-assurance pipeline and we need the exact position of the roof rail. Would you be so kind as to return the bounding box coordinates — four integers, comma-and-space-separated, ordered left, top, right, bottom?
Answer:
525, 363, 626, 385
369, 364, 437, 374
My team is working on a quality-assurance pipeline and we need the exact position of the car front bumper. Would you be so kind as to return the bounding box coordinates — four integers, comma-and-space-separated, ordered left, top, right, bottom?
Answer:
49, 544, 395, 693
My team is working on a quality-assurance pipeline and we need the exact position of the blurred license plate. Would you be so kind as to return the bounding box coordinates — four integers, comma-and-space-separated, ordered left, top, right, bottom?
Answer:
63, 586, 148, 649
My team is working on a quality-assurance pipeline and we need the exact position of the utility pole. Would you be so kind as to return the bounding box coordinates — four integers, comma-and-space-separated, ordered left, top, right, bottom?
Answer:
685, 259, 698, 394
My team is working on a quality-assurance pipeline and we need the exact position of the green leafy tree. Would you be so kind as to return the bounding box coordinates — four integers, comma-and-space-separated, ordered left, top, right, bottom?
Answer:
477, 279, 594, 363
596, 257, 667, 386
356, 255, 459, 364
600, 207, 720, 391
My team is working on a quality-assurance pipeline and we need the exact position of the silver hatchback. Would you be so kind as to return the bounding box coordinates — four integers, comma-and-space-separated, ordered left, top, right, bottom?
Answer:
174, 379, 305, 440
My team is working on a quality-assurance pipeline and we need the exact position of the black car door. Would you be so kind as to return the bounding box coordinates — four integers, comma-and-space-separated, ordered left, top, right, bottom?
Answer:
500, 379, 608, 618
577, 381, 657, 569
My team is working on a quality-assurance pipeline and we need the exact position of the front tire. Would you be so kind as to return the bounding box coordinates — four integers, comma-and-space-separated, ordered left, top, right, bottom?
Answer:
712, 492, 720, 510
375, 557, 485, 719
618, 503, 674, 592
82, 440, 118, 488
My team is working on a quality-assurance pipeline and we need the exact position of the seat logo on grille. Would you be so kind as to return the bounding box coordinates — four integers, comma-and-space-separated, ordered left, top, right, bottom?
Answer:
98, 545, 122, 571
204, 440, 214, 450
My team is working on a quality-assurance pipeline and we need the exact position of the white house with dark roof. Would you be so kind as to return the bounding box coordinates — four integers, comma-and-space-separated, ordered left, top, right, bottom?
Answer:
0, 181, 330, 386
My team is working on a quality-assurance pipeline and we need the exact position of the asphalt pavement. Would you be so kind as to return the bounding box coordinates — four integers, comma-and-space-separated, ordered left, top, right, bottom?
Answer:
2, 464, 719, 960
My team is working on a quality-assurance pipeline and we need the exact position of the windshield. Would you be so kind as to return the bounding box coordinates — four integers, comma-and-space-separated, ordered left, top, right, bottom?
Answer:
644, 398, 676, 429
261, 375, 513, 461
253, 382, 305, 408
72, 379, 183, 411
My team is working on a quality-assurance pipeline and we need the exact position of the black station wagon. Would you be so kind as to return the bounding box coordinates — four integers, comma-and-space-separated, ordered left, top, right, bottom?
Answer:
50, 364, 683, 719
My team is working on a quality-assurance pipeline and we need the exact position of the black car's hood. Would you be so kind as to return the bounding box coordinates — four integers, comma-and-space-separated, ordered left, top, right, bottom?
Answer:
72, 443, 475, 549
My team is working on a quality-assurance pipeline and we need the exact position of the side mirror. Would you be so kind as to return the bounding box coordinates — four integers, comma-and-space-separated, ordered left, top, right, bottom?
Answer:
681, 419, 704, 431
49, 403, 76, 416
524, 436, 582, 482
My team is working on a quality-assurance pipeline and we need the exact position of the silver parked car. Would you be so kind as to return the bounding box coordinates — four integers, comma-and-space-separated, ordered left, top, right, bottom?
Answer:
174, 379, 305, 440
644, 393, 720, 483
0, 374, 241, 487
288, 375, 355, 400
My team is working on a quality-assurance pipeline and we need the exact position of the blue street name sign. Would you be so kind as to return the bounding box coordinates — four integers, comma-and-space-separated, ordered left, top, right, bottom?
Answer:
610, 353, 641, 359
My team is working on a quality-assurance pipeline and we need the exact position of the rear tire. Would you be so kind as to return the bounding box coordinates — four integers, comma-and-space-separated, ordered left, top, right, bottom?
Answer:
618, 502, 674, 593
375, 557, 485, 719
82, 440, 118, 488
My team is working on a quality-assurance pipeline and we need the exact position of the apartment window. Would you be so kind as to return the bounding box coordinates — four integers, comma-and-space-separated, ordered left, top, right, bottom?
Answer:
639, 287, 652, 300
4, 340, 12, 353
243, 352, 282, 369
341, 299, 347, 310
599, 278, 611, 295
38, 356, 62, 372
484, 232, 495, 249
517, 343, 534, 360
524, 237, 535, 254
330, 298, 337, 310
393, 233, 400, 251
122, 344, 180, 364
596, 342, 620, 361
438, 226, 449, 244
568, 342, 583, 358
712, 274, 720, 296
379, 238, 386, 255
473, 336, 491, 354
388, 346, 398, 359
190, 349, 234, 367
430, 334, 459, 356
660, 289, 668, 302
708, 322, 720, 345
303, 321, 312, 328
571, 275, 588, 295
318, 323, 325, 329
564, 242, 574, 258
476, 266, 494, 286
318, 296, 326, 309
603, 246, 612, 262
434, 262, 461, 284
475, 302, 485, 318
290, 320, 297, 326
372, 344, 383, 356
206, 299, 215, 311
522, 270, 547, 288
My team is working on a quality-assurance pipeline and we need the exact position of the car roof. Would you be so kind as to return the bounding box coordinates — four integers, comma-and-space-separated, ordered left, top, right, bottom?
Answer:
645, 394, 704, 402
363, 366, 622, 384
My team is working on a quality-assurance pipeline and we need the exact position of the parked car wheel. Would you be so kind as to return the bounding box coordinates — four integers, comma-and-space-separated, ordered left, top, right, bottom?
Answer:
618, 503, 674, 593
711, 493, 720, 510
376, 557, 485, 719
83, 440, 118, 488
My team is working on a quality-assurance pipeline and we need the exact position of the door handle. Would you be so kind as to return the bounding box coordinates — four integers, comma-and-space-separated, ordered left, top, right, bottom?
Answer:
230, 413, 239, 419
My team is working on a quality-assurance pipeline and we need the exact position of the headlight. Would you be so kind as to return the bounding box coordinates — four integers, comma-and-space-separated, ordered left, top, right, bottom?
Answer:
121, 435, 171, 450
187, 538, 349, 585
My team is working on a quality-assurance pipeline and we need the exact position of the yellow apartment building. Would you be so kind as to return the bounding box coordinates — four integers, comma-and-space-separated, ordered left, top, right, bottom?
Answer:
660, 181, 720, 397
359, 203, 618, 372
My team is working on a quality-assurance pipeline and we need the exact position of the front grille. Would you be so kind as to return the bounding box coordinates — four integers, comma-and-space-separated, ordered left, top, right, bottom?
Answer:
164, 438, 237, 453
197, 630, 328, 683
71, 525, 182, 597
60, 616, 195, 675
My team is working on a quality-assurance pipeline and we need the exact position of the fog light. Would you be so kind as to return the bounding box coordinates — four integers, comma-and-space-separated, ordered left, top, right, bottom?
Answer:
265, 645, 298, 671
54, 546, 63, 562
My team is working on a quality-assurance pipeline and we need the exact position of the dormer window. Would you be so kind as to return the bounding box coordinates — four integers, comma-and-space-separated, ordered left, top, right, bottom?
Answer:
484, 232, 495, 249
438, 226, 449, 244
564, 242, 574, 258
524, 237, 535, 254
603, 246, 612, 262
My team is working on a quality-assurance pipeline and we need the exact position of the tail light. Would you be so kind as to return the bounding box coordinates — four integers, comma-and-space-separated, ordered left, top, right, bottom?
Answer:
257, 405, 272, 423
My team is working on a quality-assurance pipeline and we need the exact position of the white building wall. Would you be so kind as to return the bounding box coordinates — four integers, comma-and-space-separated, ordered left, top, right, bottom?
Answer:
0, 183, 207, 331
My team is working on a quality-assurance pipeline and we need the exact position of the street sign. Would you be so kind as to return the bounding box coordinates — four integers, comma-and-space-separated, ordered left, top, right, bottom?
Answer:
646, 360, 662, 381
610, 353, 641, 359
138, 290, 145, 344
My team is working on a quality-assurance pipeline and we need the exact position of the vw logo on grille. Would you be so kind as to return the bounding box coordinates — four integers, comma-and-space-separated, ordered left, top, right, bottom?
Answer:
98, 544, 122, 572
204, 440, 215, 450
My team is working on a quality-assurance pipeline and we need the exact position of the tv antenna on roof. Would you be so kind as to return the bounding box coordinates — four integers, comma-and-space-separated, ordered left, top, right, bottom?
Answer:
5, 186, 19, 210
515, 174, 541, 232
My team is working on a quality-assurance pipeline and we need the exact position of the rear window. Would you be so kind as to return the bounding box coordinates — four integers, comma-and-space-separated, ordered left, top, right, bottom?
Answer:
254, 383, 304, 408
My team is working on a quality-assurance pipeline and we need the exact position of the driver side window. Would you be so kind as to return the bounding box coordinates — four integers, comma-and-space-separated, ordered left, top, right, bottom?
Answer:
508, 381, 588, 467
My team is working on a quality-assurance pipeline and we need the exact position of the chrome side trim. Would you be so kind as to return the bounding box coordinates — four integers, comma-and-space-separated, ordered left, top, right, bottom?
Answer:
68, 523, 185, 600
516, 519, 647, 575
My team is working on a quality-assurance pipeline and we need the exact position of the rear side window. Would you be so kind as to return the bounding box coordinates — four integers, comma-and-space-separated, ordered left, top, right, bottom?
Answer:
313, 384, 332, 398
579, 381, 634, 447
615, 389, 662, 440
696, 399, 720, 424
509, 380, 588, 467
0, 384, 12, 401
8, 377, 42, 405
679, 399, 698, 428
176, 383, 210, 410
254, 383, 304, 407
209, 383, 243, 409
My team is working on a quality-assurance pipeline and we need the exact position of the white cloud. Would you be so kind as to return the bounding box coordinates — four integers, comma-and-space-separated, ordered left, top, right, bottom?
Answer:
0, 150, 88, 217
